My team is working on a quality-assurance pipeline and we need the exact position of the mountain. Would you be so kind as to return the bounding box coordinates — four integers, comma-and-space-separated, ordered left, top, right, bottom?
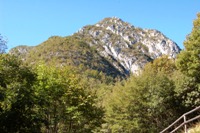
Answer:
75, 17, 180, 73
10, 36, 125, 78
9, 17, 181, 78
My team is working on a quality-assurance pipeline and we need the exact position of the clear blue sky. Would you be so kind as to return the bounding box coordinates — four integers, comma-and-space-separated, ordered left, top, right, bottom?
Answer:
0, 0, 199, 50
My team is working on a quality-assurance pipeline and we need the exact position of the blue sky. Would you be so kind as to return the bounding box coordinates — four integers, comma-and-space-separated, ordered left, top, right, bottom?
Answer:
0, 0, 199, 50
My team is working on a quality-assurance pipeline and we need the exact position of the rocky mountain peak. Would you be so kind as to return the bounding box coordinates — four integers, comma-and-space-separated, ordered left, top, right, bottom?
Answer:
95, 17, 134, 35
76, 17, 181, 74
96, 17, 127, 26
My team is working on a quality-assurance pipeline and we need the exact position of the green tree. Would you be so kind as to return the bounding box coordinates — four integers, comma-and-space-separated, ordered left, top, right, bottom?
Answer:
144, 55, 176, 76
172, 71, 199, 109
104, 67, 179, 132
176, 13, 200, 107
34, 64, 104, 133
176, 13, 200, 78
0, 54, 41, 132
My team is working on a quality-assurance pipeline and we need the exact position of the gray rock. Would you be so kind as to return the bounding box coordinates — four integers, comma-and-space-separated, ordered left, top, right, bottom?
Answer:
76, 17, 181, 74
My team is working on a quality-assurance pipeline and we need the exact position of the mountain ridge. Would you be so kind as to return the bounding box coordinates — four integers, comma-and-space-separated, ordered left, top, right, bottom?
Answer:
74, 17, 180, 73
9, 17, 181, 77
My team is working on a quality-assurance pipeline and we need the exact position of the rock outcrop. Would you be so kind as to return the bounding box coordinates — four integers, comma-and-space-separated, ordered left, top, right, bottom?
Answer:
75, 17, 180, 74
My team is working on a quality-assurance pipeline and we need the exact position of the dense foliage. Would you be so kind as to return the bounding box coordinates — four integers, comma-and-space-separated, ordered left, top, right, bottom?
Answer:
1, 13, 200, 133
176, 13, 200, 108
0, 54, 40, 132
0, 54, 104, 133
102, 57, 181, 132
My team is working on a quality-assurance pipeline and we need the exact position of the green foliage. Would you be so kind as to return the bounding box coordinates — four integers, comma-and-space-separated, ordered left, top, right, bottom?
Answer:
0, 54, 41, 132
145, 55, 176, 76
176, 13, 200, 78
34, 64, 104, 133
0, 55, 104, 132
172, 70, 200, 109
176, 13, 200, 107
103, 66, 179, 132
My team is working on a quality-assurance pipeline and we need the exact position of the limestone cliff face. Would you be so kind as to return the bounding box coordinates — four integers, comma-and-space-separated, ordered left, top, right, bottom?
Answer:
75, 17, 180, 74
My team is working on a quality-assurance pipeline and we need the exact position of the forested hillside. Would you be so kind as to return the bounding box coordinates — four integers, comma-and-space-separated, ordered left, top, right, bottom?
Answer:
0, 13, 200, 133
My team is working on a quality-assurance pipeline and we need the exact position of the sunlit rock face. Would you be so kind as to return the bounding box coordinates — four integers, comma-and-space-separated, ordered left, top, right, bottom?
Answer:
76, 17, 181, 74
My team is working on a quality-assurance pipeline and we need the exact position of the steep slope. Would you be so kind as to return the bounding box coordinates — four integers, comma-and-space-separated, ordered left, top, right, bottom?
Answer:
74, 17, 180, 73
10, 36, 125, 78
10, 17, 181, 76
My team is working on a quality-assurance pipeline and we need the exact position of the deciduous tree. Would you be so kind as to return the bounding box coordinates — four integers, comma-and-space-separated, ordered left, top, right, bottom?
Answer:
176, 13, 200, 79
176, 13, 200, 107
104, 67, 179, 132
34, 64, 104, 133
0, 54, 41, 132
